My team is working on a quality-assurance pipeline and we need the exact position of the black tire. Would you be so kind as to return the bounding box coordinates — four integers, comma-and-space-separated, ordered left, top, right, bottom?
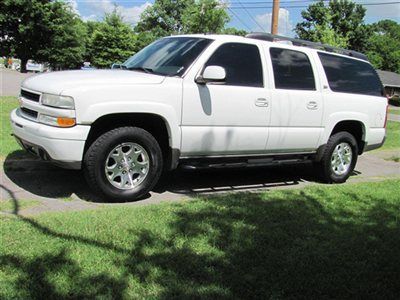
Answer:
315, 132, 359, 183
83, 127, 163, 201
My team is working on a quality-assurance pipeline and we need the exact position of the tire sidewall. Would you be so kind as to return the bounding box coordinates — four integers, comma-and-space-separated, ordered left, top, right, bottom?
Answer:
88, 127, 162, 201
323, 132, 358, 183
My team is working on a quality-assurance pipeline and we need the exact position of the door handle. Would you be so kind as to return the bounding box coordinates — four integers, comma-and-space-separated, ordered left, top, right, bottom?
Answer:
255, 98, 269, 107
307, 101, 318, 110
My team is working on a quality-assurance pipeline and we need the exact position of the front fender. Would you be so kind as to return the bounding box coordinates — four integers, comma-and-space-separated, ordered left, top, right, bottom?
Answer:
78, 101, 181, 149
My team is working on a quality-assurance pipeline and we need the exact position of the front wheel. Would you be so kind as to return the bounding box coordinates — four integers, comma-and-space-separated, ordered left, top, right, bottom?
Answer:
84, 127, 163, 201
315, 132, 359, 183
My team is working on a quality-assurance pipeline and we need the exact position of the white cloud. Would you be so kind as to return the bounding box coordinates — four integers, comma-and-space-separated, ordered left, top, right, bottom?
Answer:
65, 0, 79, 15
83, 0, 151, 24
254, 8, 294, 37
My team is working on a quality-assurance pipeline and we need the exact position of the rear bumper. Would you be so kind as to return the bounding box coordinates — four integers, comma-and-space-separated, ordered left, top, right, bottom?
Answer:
10, 109, 90, 169
363, 128, 386, 152
364, 136, 386, 152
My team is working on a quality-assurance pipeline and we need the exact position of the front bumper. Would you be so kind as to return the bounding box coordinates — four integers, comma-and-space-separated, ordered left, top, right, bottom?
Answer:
10, 108, 90, 169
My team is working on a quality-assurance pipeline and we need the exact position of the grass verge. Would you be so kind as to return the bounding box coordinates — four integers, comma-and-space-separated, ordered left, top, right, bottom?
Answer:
1, 179, 400, 299
0, 96, 21, 159
376, 120, 399, 151
0, 199, 40, 212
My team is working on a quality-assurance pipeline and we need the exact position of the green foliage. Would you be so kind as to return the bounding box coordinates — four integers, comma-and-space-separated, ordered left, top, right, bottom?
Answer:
1, 179, 400, 298
37, 2, 86, 70
135, 0, 194, 36
295, 0, 368, 51
313, 23, 348, 48
86, 11, 137, 68
136, 0, 229, 39
222, 27, 248, 36
181, 0, 229, 34
0, 0, 53, 71
365, 20, 400, 73
0, 0, 86, 71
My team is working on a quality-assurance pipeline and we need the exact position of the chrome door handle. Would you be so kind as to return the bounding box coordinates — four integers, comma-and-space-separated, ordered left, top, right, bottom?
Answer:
307, 101, 318, 110
255, 98, 269, 107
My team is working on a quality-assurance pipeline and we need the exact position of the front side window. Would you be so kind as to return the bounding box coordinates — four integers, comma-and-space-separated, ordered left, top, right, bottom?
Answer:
318, 52, 384, 97
123, 37, 212, 76
270, 48, 316, 90
205, 43, 263, 87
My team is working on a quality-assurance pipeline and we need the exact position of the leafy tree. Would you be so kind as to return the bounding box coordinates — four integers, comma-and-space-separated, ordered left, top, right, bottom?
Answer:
222, 27, 247, 36
87, 11, 137, 68
295, 0, 369, 51
0, 0, 85, 72
308, 11, 349, 48
37, 2, 86, 70
0, 0, 53, 72
366, 20, 400, 72
181, 0, 229, 33
136, 0, 193, 36
136, 0, 229, 39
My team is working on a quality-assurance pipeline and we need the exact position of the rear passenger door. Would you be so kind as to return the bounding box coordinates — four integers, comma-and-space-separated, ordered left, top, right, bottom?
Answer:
265, 47, 324, 152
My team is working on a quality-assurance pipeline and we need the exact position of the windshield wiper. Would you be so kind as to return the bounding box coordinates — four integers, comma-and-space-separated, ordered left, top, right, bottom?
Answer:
127, 66, 154, 74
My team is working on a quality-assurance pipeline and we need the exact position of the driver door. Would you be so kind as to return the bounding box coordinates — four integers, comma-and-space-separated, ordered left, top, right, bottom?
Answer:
181, 42, 271, 156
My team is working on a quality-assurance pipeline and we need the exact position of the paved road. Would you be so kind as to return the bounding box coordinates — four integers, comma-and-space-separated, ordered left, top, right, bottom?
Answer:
0, 69, 35, 96
1, 152, 399, 215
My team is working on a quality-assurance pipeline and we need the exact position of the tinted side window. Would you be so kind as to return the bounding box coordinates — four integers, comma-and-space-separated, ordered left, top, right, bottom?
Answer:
270, 48, 316, 90
318, 52, 383, 96
205, 43, 263, 87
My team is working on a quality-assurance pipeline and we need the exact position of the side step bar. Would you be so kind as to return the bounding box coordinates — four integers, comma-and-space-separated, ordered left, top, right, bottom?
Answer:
179, 154, 314, 170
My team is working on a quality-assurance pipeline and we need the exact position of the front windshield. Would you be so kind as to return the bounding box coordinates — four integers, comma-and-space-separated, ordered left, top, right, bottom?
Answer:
123, 37, 213, 77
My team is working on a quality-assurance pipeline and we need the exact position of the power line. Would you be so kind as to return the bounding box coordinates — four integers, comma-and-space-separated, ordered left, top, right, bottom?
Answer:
227, 7, 253, 31
229, 1, 400, 9
236, 0, 266, 32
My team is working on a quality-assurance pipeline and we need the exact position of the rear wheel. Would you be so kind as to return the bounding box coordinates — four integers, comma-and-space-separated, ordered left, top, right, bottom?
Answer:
84, 127, 163, 201
316, 132, 358, 183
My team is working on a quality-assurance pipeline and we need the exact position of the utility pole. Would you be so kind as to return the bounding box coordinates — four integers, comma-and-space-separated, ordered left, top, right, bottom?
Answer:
271, 0, 280, 35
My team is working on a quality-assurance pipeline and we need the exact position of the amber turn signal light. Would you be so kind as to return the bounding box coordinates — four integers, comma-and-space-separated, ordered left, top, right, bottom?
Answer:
57, 117, 76, 127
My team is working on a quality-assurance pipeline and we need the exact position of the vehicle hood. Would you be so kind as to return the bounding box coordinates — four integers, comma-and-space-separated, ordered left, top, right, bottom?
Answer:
21, 70, 166, 95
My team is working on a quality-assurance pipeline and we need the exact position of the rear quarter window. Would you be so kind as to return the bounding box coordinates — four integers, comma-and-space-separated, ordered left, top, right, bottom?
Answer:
318, 52, 383, 97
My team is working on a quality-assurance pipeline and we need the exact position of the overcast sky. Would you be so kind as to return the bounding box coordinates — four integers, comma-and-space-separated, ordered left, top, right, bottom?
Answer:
68, 0, 400, 37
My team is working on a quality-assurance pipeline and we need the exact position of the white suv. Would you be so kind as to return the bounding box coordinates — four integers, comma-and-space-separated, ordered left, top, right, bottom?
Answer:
10, 34, 387, 201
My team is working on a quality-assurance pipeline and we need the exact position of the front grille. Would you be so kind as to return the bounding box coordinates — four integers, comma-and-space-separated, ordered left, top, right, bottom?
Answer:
21, 107, 38, 119
21, 89, 40, 102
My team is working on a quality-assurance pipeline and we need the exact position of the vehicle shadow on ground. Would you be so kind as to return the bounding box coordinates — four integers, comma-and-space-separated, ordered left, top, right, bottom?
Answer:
1, 179, 399, 298
3, 150, 360, 203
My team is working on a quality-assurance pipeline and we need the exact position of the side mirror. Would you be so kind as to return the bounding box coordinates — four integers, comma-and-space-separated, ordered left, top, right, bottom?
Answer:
195, 66, 226, 84
111, 63, 122, 69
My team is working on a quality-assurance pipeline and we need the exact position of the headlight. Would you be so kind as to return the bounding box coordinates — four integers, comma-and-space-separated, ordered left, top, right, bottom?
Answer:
38, 114, 76, 128
41, 93, 75, 109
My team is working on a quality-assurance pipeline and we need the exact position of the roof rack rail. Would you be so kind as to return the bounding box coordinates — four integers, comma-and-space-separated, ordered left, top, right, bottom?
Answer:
246, 32, 369, 62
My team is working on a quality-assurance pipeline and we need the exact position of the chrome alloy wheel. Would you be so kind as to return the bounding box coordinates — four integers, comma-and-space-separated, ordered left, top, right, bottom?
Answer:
105, 142, 150, 190
330, 142, 353, 176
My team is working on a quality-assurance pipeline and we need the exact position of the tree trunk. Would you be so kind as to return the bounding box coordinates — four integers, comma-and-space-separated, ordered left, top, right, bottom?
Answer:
20, 58, 28, 73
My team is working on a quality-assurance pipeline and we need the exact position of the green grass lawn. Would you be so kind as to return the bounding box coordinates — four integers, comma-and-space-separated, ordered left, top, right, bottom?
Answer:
0, 199, 40, 212
0, 97, 21, 159
1, 179, 400, 299
380, 120, 400, 150
389, 109, 400, 115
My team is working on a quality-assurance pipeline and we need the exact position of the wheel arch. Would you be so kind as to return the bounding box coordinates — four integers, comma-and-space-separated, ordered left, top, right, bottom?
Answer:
83, 113, 179, 170
316, 118, 368, 161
